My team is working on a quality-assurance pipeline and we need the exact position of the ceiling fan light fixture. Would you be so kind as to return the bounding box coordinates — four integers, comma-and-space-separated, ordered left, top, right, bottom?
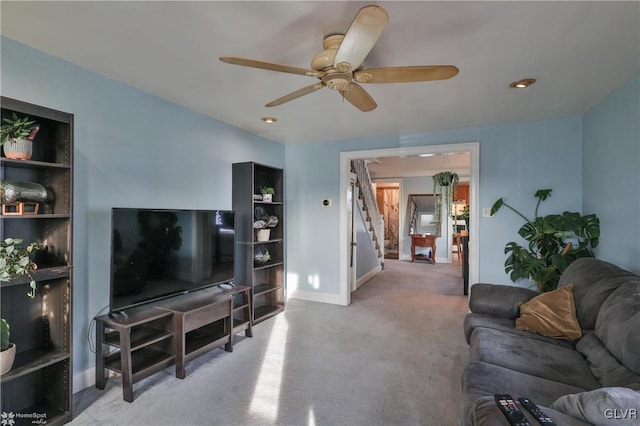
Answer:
509, 78, 536, 89
261, 116, 277, 124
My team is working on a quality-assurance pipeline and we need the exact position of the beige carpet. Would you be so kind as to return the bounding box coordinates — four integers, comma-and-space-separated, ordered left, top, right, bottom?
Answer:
72, 259, 470, 426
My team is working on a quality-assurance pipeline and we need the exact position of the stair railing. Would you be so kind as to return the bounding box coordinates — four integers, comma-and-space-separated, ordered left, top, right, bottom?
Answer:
351, 159, 384, 260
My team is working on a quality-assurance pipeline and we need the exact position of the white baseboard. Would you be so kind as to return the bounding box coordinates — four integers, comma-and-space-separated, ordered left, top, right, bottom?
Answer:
74, 366, 96, 393
356, 265, 382, 288
288, 289, 345, 306
74, 366, 115, 394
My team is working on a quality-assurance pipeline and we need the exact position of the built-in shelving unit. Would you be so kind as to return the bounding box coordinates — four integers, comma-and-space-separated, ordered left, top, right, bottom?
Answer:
233, 162, 285, 324
1, 97, 74, 425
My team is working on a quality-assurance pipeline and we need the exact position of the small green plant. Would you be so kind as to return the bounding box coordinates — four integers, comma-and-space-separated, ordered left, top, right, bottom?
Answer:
1, 318, 9, 351
260, 186, 275, 195
491, 189, 600, 292
1, 112, 38, 145
0, 238, 42, 298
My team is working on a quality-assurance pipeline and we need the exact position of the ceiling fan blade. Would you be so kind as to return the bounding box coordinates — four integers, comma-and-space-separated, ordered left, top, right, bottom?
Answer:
333, 5, 388, 72
340, 83, 377, 112
266, 83, 325, 107
355, 66, 460, 83
219, 56, 317, 77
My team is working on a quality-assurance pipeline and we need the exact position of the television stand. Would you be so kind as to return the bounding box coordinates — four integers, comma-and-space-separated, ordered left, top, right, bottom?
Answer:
95, 285, 252, 401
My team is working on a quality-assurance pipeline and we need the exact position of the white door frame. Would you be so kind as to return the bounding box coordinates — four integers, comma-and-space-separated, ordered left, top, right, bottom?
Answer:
339, 142, 480, 306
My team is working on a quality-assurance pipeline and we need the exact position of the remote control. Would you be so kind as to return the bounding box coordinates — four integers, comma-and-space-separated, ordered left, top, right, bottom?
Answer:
494, 394, 532, 426
518, 397, 556, 425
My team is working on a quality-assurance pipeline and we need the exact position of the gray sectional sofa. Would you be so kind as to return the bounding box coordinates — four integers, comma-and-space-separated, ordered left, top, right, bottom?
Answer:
461, 258, 640, 425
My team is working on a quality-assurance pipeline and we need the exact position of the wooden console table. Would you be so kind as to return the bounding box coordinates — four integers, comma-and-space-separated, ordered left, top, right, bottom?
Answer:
411, 234, 437, 263
95, 285, 252, 401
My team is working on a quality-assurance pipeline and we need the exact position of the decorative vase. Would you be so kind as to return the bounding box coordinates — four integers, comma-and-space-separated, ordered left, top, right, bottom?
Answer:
262, 194, 273, 203
3, 138, 33, 160
0, 343, 16, 375
256, 229, 271, 242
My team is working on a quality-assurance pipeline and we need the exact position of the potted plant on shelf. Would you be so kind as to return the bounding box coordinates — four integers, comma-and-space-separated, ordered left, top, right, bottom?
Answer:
0, 112, 39, 160
490, 188, 600, 292
260, 186, 275, 203
253, 206, 279, 242
432, 171, 459, 218
0, 318, 15, 375
0, 237, 42, 298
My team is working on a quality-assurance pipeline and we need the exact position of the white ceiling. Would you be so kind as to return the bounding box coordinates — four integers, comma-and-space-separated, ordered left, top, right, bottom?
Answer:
367, 151, 471, 179
1, 1, 639, 145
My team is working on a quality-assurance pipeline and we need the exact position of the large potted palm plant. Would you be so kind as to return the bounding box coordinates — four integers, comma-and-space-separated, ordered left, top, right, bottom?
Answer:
490, 189, 600, 292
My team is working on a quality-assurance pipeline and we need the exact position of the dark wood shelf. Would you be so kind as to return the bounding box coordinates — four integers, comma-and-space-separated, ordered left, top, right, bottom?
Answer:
1, 97, 74, 423
254, 305, 284, 323
185, 323, 230, 360
105, 326, 173, 351
0, 157, 71, 169
253, 239, 284, 245
0, 214, 71, 220
105, 347, 174, 380
253, 261, 284, 270
1, 266, 71, 287
233, 162, 285, 326
0, 348, 69, 382
253, 201, 283, 206
253, 283, 283, 297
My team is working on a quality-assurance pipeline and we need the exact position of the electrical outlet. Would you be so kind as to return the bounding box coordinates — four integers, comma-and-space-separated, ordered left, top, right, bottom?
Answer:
482, 207, 492, 217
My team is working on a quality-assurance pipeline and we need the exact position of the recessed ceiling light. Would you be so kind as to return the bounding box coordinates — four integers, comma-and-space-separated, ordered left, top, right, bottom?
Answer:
261, 116, 277, 124
418, 153, 435, 157
509, 78, 536, 89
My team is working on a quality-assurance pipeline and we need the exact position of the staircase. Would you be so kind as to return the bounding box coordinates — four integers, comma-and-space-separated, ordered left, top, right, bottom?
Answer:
351, 159, 384, 268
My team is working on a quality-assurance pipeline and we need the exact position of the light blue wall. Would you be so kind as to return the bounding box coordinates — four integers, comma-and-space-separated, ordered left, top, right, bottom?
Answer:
1, 38, 285, 377
583, 71, 640, 273
285, 118, 584, 295
4, 33, 636, 385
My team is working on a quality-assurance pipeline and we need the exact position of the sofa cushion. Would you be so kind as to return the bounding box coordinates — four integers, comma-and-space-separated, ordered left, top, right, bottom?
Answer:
576, 332, 640, 387
595, 282, 640, 375
515, 284, 582, 340
550, 387, 640, 426
462, 361, 588, 422
558, 258, 636, 330
468, 283, 539, 319
470, 327, 600, 390
470, 396, 591, 426
464, 313, 574, 347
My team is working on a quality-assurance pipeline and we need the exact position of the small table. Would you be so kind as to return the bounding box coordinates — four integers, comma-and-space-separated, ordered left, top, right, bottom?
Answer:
411, 234, 437, 263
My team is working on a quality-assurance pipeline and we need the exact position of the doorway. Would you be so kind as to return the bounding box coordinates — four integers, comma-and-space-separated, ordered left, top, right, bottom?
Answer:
339, 143, 480, 306
374, 181, 400, 259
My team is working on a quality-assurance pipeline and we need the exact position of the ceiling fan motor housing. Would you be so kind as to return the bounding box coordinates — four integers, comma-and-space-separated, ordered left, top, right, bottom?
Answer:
310, 34, 344, 71
322, 72, 353, 91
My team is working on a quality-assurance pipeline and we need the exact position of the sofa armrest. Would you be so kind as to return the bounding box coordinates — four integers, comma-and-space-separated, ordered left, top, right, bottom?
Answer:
469, 283, 539, 319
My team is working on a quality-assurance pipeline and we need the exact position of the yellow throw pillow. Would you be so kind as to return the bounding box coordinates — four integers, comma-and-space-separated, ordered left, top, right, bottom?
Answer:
515, 283, 582, 340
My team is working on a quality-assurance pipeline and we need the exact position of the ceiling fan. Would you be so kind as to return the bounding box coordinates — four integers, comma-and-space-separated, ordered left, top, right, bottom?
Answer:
220, 5, 459, 112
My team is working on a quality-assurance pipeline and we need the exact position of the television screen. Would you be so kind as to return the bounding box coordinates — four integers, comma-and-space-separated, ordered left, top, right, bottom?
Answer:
110, 208, 235, 312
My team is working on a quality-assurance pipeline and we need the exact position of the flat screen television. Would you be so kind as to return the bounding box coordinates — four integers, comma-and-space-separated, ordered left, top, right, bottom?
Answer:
110, 208, 235, 312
